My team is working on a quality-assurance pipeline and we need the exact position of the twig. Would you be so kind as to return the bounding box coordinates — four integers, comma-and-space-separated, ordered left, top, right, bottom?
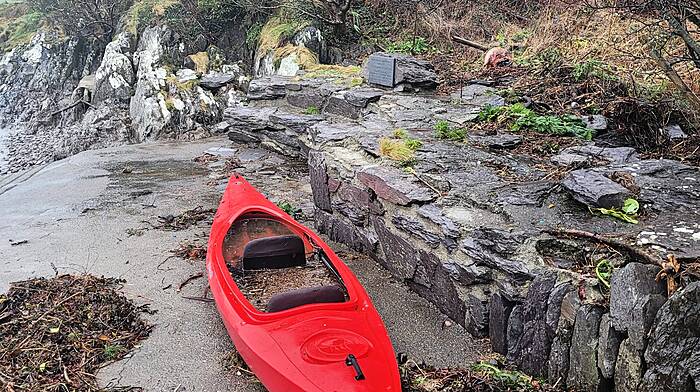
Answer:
177, 273, 204, 292
451, 35, 490, 52
544, 228, 662, 267
181, 296, 214, 303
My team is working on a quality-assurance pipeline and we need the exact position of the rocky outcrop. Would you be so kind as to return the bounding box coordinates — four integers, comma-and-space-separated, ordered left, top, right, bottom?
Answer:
93, 32, 135, 105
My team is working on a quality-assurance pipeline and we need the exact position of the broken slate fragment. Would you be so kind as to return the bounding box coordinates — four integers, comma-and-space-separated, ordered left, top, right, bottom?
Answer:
597, 313, 623, 379
609, 263, 666, 335
391, 214, 442, 248
357, 165, 436, 205
199, 71, 237, 89
580, 114, 608, 131
469, 134, 523, 149
663, 124, 688, 141
567, 304, 605, 392
561, 169, 632, 209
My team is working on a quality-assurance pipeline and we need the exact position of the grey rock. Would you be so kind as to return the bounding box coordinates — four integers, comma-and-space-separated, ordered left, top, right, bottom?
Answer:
391, 215, 442, 248
176, 68, 198, 83
443, 260, 492, 286
292, 26, 328, 62
615, 339, 643, 392
314, 209, 376, 255
417, 204, 461, 250
490, 292, 515, 355
269, 111, 323, 134
309, 122, 357, 143
581, 114, 608, 131
511, 273, 558, 377
460, 229, 533, 281
561, 169, 632, 208
344, 88, 383, 107
506, 305, 524, 363
663, 124, 687, 141
287, 90, 328, 111
546, 283, 573, 337
227, 129, 259, 143
450, 83, 505, 107
552, 145, 639, 167
332, 200, 367, 226
464, 294, 489, 338
628, 294, 666, 351
308, 150, 331, 212
325, 92, 363, 119
93, 32, 134, 104
642, 282, 700, 391
610, 263, 666, 334
597, 313, 623, 379
469, 133, 523, 149
548, 289, 581, 387
337, 183, 384, 216
223, 106, 279, 132
373, 217, 419, 279
567, 304, 605, 392
247, 76, 289, 100
357, 165, 436, 206
199, 71, 237, 89
411, 254, 467, 328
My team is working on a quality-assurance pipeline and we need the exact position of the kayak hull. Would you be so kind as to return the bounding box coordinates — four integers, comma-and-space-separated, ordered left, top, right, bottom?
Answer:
206, 176, 401, 392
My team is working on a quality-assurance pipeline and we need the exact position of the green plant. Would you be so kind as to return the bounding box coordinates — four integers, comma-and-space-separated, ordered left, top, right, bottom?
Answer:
596, 259, 613, 288
434, 120, 467, 141
386, 36, 433, 54
478, 103, 594, 140
276, 201, 301, 219
573, 59, 616, 82
591, 197, 640, 224
379, 129, 423, 166
472, 362, 534, 390
303, 106, 320, 115
103, 344, 124, 360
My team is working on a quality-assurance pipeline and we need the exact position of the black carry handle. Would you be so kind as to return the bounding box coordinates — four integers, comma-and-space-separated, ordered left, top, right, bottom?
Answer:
345, 354, 365, 381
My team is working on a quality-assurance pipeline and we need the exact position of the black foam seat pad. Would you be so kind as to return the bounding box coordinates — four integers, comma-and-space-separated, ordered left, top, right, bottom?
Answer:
266, 285, 346, 313
242, 235, 306, 270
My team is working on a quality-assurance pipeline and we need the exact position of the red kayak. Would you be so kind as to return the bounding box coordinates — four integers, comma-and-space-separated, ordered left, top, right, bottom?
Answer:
206, 175, 401, 391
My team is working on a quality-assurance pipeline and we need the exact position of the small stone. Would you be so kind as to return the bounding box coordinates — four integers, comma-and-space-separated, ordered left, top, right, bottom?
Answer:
561, 169, 632, 209
663, 124, 687, 141
199, 71, 237, 89
581, 114, 608, 131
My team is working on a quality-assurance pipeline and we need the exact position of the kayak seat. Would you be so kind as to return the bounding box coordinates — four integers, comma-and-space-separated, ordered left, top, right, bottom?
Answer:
242, 235, 306, 270
266, 285, 346, 313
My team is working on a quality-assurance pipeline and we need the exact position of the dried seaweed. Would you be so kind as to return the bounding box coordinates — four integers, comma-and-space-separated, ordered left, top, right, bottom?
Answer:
0, 275, 152, 391
154, 207, 214, 231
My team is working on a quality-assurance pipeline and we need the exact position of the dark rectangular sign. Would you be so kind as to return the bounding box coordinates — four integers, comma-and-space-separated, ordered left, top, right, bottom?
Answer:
367, 54, 396, 87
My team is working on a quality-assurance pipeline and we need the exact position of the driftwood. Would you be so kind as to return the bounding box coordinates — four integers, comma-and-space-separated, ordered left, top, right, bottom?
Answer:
49, 100, 95, 117
451, 35, 490, 52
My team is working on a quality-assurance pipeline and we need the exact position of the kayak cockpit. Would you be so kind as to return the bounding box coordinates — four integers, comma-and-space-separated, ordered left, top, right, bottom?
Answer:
222, 212, 349, 313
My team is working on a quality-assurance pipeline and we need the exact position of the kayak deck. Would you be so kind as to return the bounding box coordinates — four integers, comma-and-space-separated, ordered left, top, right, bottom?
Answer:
222, 213, 349, 313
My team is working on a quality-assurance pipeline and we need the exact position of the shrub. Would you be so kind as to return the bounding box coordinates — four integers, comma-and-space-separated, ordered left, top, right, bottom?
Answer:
434, 120, 467, 141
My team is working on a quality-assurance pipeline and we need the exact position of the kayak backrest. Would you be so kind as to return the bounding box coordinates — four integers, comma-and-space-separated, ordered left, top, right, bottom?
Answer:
266, 285, 346, 313
242, 235, 306, 270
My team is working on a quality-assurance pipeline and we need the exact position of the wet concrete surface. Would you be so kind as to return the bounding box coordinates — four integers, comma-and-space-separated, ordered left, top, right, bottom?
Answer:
0, 137, 489, 391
